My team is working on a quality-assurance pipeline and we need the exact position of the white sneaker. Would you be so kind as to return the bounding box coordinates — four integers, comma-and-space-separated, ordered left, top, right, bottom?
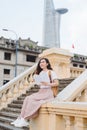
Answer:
14, 118, 29, 127
11, 118, 20, 125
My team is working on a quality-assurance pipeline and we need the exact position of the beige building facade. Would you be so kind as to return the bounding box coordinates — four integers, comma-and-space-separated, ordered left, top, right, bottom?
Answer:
0, 37, 46, 87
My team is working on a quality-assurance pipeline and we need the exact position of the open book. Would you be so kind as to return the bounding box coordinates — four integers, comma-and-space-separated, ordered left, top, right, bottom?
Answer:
33, 73, 50, 89
34, 73, 50, 83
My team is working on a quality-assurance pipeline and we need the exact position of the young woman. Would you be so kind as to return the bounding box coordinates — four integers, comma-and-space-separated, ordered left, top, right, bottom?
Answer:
11, 58, 58, 127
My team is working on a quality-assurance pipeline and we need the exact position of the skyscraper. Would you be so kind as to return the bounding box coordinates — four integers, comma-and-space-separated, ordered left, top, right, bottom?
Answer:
43, 0, 68, 48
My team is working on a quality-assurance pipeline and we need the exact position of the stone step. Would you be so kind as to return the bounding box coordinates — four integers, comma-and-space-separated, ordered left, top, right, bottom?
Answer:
21, 93, 31, 97
3, 107, 21, 113
59, 84, 70, 87
59, 85, 68, 90
0, 110, 30, 130
0, 111, 19, 119
59, 78, 74, 84
58, 78, 75, 92
8, 103, 22, 109
22, 89, 39, 97
0, 115, 14, 124
0, 116, 29, 130
0, 122, 29, 130
17, 97, 25, 101
13, 100, 23, 104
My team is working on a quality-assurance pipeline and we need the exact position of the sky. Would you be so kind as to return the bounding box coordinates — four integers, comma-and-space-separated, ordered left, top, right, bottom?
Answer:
0, 0, 87, 55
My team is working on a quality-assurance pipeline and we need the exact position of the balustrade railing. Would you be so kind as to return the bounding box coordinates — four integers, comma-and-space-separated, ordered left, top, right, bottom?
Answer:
70, 66, 85, 78
31, 102, 87, 130
0, 64, 37, 110
56, 69, 87, 102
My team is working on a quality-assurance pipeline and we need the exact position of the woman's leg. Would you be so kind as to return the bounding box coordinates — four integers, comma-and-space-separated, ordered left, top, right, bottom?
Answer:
20, 96, 29, 118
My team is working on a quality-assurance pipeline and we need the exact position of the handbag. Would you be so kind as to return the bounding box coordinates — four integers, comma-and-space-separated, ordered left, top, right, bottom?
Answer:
48, 70, 58, 97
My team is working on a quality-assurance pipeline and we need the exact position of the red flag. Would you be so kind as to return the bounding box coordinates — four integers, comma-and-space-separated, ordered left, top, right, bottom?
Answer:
72, 44, 75, 49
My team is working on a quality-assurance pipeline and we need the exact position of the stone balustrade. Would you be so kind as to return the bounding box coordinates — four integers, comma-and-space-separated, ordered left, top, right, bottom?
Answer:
30, 102, 87, 130
70, 67, 85, 78
56, 69, 87, 102
0, 64, 37, 110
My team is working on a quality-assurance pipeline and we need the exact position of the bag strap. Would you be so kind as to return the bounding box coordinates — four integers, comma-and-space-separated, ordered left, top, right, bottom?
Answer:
48, 70, 52, 83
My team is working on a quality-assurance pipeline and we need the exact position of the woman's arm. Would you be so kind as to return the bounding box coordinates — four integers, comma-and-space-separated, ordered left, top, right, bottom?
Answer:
49, 79, 59, 87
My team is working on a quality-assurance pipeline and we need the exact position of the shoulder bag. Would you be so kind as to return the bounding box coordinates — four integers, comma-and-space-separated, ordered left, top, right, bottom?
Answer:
48, 70, 58, 97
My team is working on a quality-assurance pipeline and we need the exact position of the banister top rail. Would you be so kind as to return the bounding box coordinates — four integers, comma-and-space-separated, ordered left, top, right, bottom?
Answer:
0, 63, 37, 94
46, 101, 87, 117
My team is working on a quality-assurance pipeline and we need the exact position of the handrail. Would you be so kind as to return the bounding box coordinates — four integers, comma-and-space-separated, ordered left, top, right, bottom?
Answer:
31, 102, 87, 130
70, 66, 85, 78
0, 64, 37, 92
0, 63, 37, 110
56, 69, 87, 101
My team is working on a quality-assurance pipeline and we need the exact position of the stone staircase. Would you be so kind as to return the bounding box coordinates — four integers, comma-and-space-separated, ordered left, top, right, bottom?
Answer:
0, 78, 74, 130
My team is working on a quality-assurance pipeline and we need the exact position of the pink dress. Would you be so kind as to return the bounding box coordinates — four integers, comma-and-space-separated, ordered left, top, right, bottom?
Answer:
20, 70, 58, 119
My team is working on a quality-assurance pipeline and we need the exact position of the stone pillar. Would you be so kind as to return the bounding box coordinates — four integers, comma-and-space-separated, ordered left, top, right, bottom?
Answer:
63, 116, 74, 130
48, 114, 56, 130
74, 117, 85, 130
39, 48, 73, 79
30, 104, 49, 130
48, 114, 64, 130
84, 89, 87, 101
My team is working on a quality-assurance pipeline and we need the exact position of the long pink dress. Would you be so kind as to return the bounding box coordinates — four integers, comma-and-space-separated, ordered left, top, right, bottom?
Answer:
20, 70, 58, 119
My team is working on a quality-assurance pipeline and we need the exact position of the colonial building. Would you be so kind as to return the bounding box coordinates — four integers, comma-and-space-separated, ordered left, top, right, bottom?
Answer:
71, 53, 87, 69
0, 36, 46, 87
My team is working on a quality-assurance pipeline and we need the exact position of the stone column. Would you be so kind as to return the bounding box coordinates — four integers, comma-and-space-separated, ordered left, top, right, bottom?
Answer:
48, 114, 56, 130
39, 48, 73, 79
30, 104, 49, 130
63, 116, 74, 130
74, 117, 85, 130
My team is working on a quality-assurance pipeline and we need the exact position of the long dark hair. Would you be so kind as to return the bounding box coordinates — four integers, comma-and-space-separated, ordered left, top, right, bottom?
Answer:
35, 58, 53, 74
